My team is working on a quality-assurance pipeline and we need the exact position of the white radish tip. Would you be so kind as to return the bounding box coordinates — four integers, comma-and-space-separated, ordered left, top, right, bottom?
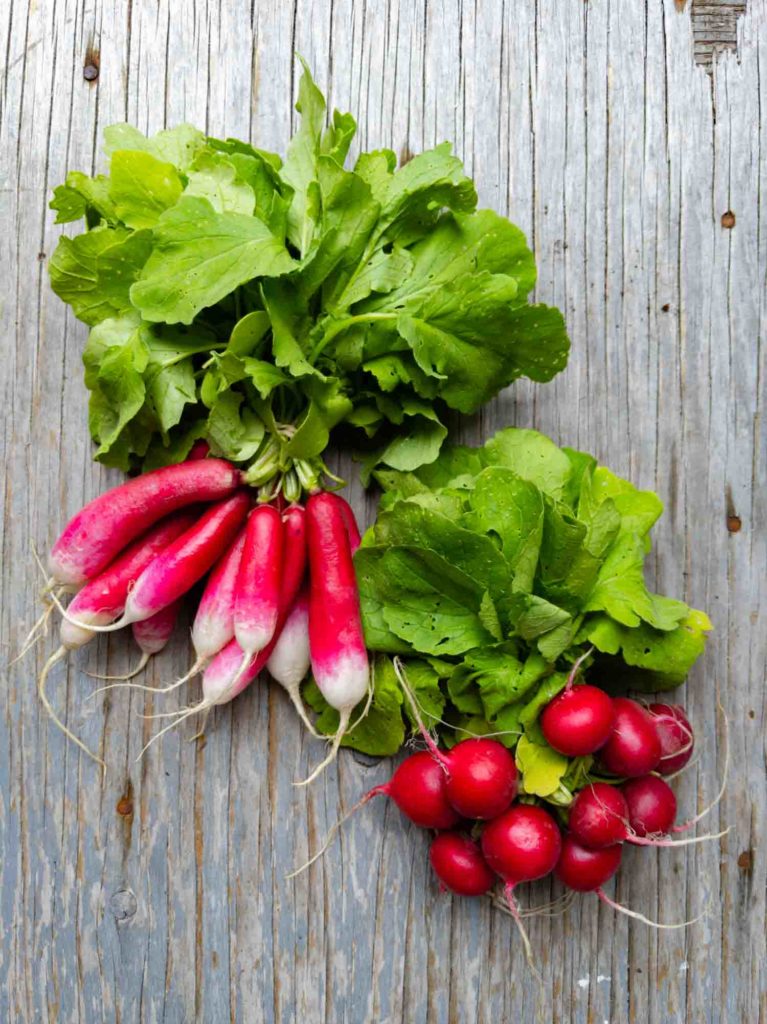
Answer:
294, 708, 353, 787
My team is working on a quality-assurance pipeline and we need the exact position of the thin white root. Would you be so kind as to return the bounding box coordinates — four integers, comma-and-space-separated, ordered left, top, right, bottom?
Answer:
38, 645, 106, 770
12, 602, 56, 664
49, 590, 129, 633
87, 656, 207, 699
189, 706, 212, 742
346, 663, 376, 735
286, 788, 382, 879
628, 826, 731, 848
392, 657, 445, 761
597, 888, 707, 929
503, 884, 543, 985
673, 700, 729, 834
283, 682, 321, 738
87, 652, 150, 682
136, 703, 206, 761
294, 708, 352, 787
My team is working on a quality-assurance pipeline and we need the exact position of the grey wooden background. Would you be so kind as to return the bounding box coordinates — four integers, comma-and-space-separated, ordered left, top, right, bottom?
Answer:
1, 1, 765, 1022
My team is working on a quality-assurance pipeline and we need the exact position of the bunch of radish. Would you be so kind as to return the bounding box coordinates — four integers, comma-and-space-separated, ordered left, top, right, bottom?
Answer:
35, 452, 368, 774
296, 662, 725, 959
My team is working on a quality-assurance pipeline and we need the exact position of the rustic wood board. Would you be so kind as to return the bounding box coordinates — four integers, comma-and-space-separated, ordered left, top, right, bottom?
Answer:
1, 1, 764, 1021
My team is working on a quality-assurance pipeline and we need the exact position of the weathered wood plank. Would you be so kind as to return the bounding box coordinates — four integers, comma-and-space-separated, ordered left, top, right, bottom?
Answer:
0, 1, 764, 1021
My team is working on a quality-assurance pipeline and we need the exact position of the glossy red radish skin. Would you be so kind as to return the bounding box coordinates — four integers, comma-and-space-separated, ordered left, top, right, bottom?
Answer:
59, 512, 196, 649
132, 600, 181, 655
555, 835, 623, 891
648, 703, 694, 774
306, 492, 369, 720
327, 493, 362, 552
541, 685, 615, 756
375, 751, 460, 829
622, 775, 678, 837
481, 804, 562, 883
49, 459, 242, 585
187, 439, 210, 460
600, 697, 662, 777
568, 783, 629, 849
430, 833, 497, 896
235, 505, 283, 657
442, 739, 518, 820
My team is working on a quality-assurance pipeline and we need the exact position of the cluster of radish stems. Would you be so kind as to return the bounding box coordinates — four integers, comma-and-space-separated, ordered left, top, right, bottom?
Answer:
24, 443, 368, 783
19, 446, 727, 958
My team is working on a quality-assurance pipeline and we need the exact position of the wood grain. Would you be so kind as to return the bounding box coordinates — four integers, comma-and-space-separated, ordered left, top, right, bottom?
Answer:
1, 1, 765, 1021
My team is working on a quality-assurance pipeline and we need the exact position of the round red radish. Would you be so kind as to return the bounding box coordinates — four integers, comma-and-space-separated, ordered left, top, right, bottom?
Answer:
568, 783, 629, 849
555, 835, 623, 892
600, 697, 661, 777
621, 775, 677, 837
375, 752, 461, 829
441, 739, 518, 820
429, 833, 497, 896
481, 804, 562, 884
648, 703, 694, 774
541, 684, 615, 756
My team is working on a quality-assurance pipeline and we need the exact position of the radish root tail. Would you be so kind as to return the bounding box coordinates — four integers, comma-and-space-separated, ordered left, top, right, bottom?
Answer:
12, 602, 56, 664
503, 883, 543, 985
597, 887, 707, 929
286, 787, 383, 879
392, 657, 447, 767
87, 656, 207, 699
281, 682, 321, 738
87, 651, 150, 682
38, 645, 106, 770
673, 699, 729, 833
294, 707, 352, 786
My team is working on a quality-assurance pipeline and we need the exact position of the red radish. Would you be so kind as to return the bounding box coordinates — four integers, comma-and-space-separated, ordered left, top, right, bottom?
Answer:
266, 590, 318, 735
187, 439, 210, 460
481, 805, 562, 885
233, 504, 284, 669
37, 512, 196, 764
622, 775, 677, 838
392, 659, 517, 819
49, 459, 242, 585
648, 703, 694, 774
191, 529, 246, 666
300, 492, 369, 784
568, 783, 630, 849
327, 492, 362, 551
481, 804, 562, 966
430, 833, 497, 896
600, 697, 661, 777
56, 494, 250, 634
90, 600, 183, 681
288, 750, 461, 878
555, 835, 622, 891
541, 685, 614, 756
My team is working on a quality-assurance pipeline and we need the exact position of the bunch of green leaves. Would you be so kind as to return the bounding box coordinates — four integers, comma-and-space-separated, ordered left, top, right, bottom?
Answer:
48, 62, 569, 490
305, 427, 711, 803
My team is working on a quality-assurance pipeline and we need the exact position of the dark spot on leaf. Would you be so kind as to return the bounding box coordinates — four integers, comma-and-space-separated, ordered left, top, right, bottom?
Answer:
721, 210, 736, 229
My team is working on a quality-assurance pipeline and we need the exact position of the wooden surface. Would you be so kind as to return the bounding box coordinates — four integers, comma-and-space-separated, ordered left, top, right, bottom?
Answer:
1, 1, 765, 1021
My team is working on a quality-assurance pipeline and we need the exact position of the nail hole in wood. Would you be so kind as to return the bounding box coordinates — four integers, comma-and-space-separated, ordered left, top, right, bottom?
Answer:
721, 210, 736, 229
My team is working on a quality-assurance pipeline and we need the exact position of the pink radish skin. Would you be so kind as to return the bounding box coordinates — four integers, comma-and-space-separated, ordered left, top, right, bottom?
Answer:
234, 505, 283, 659
648, 703, 695, 774
59, 512, 197, 649
97, 600, 182, 680
327, 493, 362, 552
306, 493, 369, 716
49, 459, 242, 585
568, 783, 630, 849
600, 697, 662, 778
202, 506, 307, 705
541, 685, 615, 757
430, 833, 497, 896
187, 439, 210, 460
191, 529, 246, 662
621, 775, 677, 838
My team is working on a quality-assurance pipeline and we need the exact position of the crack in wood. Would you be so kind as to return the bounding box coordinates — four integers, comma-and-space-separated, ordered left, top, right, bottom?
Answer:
691, 0, 748, 68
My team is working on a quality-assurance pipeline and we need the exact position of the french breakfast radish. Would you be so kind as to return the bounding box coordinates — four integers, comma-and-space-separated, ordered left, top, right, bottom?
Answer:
430, 833, 497, 896
49, 459, 242, 585
56, 494, 250, 633
600, 697, 661, 777
233, 504, 284, 673
38, 512, 196, 764
300, 492, 369, 784
647, 703, 695, 774
541, 685, 614, 756
266, 590, 318, 735
327, 492, 362, 551
90, 600, 183, 681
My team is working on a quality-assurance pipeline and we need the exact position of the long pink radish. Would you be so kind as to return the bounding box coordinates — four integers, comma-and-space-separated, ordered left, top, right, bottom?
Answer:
90, 600, 183, 682
49, 459, 242, 585
55, 494, 250, 633
327, 493, 362, 551
233, 504, 283, 674
266, 590, 317, 735
38, 512, 196, 765
140, 507, 307, 754
299, 492, 369, 785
